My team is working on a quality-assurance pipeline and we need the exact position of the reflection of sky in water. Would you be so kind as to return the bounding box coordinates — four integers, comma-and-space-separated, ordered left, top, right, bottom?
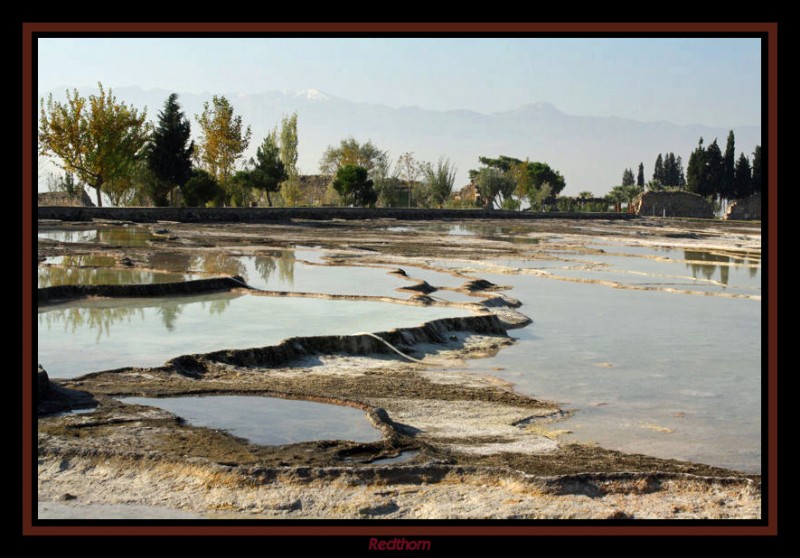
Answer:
119, 395, 382, 445
238, 256, 409, 297
458, 272, 761, 473
38, 292, 470, 378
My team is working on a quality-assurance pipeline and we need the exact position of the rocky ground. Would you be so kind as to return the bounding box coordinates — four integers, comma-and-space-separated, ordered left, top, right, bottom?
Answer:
35, 216, 762, 519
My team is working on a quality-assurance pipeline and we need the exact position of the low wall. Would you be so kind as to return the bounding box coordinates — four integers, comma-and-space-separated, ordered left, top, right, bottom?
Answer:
725, 193, 761, 221
631, 191, 714, 219
37, 206, 637, 223
38, 191, 94, 207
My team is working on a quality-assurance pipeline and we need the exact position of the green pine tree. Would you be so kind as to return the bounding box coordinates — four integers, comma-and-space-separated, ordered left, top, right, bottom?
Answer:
146, 93, 194, 206
704, 139, 724, 199
653, 154, 664, 184
734, 152, 752, 199
751, 145, 762, 194
636, 162, 645, 187
622, 168, 635, 186
723, 130, 736, 200
686, 138, 706, 194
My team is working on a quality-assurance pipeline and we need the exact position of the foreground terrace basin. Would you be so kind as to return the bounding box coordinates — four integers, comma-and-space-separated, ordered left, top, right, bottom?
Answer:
35, 213, 762, 519
38, 292, 471, 378
119, 395, 384, 445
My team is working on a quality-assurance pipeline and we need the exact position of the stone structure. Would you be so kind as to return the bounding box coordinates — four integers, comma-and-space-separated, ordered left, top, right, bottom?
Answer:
631, 191, 714, 219
37, 190, 94, 207
725, 193, 761, 221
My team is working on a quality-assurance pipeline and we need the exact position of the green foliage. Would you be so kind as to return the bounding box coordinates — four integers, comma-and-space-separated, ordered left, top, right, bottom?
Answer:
279, 113, 299, 179
106, 158, 157, 207
146, 93, 194, 206
280, 178, 303, 207
723, 130, 736, 200
39, 83, 150, 207
476, 155, 566, 196
195, 95, 252, 198
420, 157, 457, 208
320, 138, 388, 177
636, 163, 645, 187
475, 167, 515, 209
332, 164, 377, 206
528, 182, 552, 211
653, 154, 664, 184
751, 145, 761, 194
607, 183, 643, 205
734, 152, 752, 199
686, 138, 706, 195
47, 171, 82, 196
373, 176, 404, 207
703, 139, 724, 198
247, 133, 288, 206
622, 168, 635, 186
370, 152, 401, 207
181, 169, 221, 207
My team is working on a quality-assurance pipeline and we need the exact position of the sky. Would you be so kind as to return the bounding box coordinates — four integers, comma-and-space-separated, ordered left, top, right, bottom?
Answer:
37, 37, 762, 128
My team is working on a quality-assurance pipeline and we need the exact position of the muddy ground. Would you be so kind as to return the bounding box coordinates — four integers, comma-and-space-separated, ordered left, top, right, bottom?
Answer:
36, 215, 762, 519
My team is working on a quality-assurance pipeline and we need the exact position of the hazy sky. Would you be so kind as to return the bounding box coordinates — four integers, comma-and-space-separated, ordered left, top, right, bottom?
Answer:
37, 37, 762, 128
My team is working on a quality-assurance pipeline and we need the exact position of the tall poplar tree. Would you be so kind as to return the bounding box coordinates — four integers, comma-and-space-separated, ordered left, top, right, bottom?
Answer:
195, 95, 252, 201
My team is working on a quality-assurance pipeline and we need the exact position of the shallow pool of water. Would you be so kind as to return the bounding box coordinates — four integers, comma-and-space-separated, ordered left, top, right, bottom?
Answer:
38, 292, 471, 378
39, 266, 189, 288
38, 227, 157, 247
460, 272, 761, 473
119, 395, 382, 445
239, 255, 410, 297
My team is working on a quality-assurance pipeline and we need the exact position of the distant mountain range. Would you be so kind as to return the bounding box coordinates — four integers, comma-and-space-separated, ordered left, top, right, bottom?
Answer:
39, 86, 761, 196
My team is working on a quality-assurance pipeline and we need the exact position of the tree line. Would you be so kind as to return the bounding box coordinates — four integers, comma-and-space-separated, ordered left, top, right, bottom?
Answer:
610, 130, 761, 206
39, 83, 570, 209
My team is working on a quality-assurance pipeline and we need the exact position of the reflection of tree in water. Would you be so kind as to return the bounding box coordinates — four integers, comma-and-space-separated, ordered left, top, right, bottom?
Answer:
194, 252, 247, 278
39, 254, 185, 287
254, 250, 295, 287
39, 306, 145, 342
147, 252, 193, 274
684, 251, 730, 285
39, 295, 235, 338
203, 298, 231, 315
157, 304, 183, 331
96, 227, 153, 247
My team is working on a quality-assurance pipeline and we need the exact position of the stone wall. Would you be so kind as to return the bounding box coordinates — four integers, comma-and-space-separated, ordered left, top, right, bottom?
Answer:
37, 206, 638, 223
37, 190, 94, 207
725, 193, 761, 221
631, 191, 714, 219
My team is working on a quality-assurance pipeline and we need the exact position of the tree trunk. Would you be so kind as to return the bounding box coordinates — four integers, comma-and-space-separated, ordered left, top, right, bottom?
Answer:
266, 190, 273, 207
94, 178, 103, 207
